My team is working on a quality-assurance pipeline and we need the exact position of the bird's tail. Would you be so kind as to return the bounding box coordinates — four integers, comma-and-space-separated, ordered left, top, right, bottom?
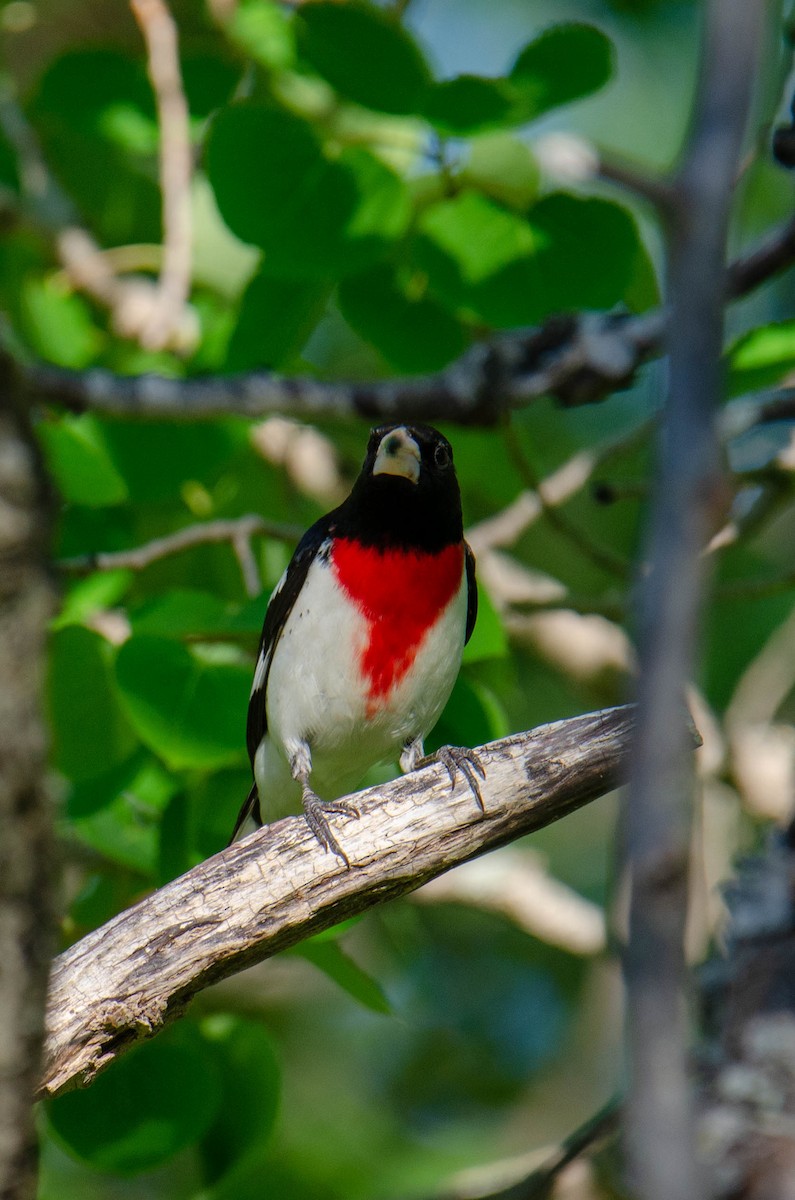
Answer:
228, 782, 262, 846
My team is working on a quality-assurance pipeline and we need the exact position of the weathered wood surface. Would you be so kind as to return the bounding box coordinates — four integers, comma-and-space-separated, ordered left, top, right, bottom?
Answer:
42, 704, 636, 1099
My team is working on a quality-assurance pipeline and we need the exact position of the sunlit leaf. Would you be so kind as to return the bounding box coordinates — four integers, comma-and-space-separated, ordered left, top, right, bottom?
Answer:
226, 0, 295, 68
38, 414, 129, 508
53, 570, 134, 631
463, 133, 540, 210
727, 319, 795, 396
21, 276, 102, 367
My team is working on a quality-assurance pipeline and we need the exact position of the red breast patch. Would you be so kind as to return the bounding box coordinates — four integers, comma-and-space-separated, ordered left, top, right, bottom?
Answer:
331, 538, 464, 712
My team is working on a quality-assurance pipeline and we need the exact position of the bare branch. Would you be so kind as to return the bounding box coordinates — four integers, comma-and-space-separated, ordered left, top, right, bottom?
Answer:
597, 153, 678, 213
58, 514, 301, 577
727, 213, 795, 299
41, 705, 639, 1100
502, 421, 630, 578
622, 5, 765, 1200
130, 0, 195, 352
429, 1098, 621, 1200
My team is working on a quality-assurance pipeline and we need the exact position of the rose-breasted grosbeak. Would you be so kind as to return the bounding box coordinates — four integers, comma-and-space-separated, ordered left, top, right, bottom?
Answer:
231, 422, 483, 862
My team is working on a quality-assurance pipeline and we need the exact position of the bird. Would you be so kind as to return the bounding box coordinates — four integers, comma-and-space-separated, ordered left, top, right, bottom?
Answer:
230, 422, 484, 863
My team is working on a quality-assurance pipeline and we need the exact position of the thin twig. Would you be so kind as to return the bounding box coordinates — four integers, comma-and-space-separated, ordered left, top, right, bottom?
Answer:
58, 514, 301, 579
598, 153, 677, 213
0, 73, 195, 353
502, 421, 630, 578
467, 418, 653, 557
715, 569, 795, 602
621, 5, 765, 1200
130, 0, 195, 352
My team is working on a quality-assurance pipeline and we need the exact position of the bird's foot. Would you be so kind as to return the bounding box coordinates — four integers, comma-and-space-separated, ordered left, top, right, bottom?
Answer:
302, 789, 360, 867
420, 745, 487, 812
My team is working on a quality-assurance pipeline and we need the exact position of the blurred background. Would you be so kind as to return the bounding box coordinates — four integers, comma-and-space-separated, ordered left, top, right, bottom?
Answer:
3, 0, 794, 1195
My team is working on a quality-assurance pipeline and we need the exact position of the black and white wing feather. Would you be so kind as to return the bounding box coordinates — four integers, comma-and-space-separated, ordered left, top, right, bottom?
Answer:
464, 541, 478, 645
231, 513, 334, 841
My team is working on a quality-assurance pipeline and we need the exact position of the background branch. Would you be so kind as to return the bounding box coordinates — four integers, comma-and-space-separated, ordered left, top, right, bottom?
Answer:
17, 187, 795, 423
58, 514, 301, 577
621, 4, 765, 1200
42, 705, 638, 1100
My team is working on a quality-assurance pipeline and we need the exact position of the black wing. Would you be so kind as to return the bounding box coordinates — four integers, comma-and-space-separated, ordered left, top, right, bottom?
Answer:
245, 511, 335, 768
231, 512, 335, 843
464, 540, 478, 645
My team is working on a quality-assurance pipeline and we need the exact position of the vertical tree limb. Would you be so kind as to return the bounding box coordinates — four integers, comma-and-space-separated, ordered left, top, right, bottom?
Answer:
0, 370, 56, 1199
622, 4, 767, 1200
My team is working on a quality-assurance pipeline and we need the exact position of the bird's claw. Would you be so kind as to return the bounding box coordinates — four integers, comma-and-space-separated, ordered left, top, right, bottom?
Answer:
302, 792, 359, 867
422, 745, 487, 812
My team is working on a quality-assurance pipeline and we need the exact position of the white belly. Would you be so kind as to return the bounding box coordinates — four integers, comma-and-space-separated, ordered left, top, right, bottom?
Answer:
255, 556, 467, 819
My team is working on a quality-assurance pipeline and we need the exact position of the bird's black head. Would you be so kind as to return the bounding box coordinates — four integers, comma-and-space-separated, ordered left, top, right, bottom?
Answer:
335, 423, 463, 552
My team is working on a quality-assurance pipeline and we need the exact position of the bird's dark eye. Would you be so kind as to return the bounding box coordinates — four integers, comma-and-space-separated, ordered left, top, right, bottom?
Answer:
433, 443, 450, 469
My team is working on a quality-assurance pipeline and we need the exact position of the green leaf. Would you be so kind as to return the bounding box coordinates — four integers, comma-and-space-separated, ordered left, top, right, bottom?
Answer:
66, 757, 179, 875
21, 276, 102, 367
207, 104, 410, 278
462, 587, 508, 664
296, 938, 392, 1015
227, 0, 294, 68
41, 424, 114, 505
527, 192, 651, 315
417, 191, 538, 287
509, 23, 614, 121
338, 264, 469, 373
30, 49, 161, 246
727, 320, 795, 396
53, 570, 134, 630
430, 673, 508, 752
48, 626, 138, 783
200, 1016, 281, 1185
47, 1023, 221, 1174
414, 190, 542, 322
131, 589, 233, 639
115, 636, 250, 769
228, 273, 331, 370
130, 590, 266, 642
99, 419, 245, 502
38, 414, 128, 508
64, 750, 147, 820
296, 1, 431, 115
422, 76, 516, 135
462, 133, 539, 210
159, 767, 250, 882
416, 191, 651, 328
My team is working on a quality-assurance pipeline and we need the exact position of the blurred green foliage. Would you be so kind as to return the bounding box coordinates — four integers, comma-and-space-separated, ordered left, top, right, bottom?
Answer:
2, 0, 792, 1195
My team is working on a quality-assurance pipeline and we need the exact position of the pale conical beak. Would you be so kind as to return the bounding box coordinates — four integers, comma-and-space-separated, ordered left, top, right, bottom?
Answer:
373, 428, 421, 484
